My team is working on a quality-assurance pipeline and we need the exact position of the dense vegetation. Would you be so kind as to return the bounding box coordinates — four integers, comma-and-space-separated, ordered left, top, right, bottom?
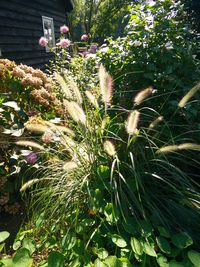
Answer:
0, 0, 200, 266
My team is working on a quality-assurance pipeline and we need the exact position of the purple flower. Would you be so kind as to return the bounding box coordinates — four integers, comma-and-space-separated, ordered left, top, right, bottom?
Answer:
39, 37, 48, 47
88, 44, 98, 54
60, 25, 69, 33
25, 152, 38, 165
81, 34, 89, 41
56, 38, 71, 48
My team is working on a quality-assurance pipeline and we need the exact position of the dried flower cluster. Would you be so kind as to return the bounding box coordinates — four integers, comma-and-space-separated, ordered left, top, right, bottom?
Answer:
0, 59, 65, 115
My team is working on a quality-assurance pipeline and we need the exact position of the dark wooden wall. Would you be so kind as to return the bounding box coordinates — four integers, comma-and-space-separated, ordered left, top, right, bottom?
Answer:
0, 0, 73, 69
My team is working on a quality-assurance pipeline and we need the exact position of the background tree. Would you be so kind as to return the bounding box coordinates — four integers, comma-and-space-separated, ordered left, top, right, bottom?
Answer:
68, 0, 132, 42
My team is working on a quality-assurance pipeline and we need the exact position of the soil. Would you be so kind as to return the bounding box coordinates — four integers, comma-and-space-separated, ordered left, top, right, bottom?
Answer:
0, 211, 25, 251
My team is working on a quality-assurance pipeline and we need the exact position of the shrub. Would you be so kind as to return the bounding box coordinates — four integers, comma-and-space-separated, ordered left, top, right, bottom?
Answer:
98, 0, 200, 125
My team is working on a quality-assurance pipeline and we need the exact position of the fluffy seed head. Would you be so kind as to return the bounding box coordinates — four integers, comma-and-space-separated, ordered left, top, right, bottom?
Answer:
65, 101, 86, 125
149, 116, 163, 129
99, 64, 113, 105
15, 140, 45, 150
54, 73, 73, 99
63, 161, 78, 171
178, 83, 200, 108
126, 110, 140, 135
85, 90, 99, 108
134, 87, 154, 106
20, 179, 40, 192
104, 140, 116, 157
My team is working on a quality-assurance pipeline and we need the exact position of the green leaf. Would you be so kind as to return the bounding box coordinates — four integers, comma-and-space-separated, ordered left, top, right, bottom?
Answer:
111, 234, 127, 248
104, 256, 122, 267
0, 243, 5, 253
13, 240, 21, 251
1, 248, 33, 267
130, 237, 143, 255
22, 238, 36, 255
94, 258, 108, 267
169, 260, 184, 267
158, 227, 170, 238
97, 165, 110, 180
61, 232, 76, 251
156, 236, 171, 254
0, 231, 10, 243
172, 232, 193, 249
48, 251, 64, 267
97, 248, 109, 260
143, 242, 157, 257
187, 250, 200, 267
157, 254, 169, 267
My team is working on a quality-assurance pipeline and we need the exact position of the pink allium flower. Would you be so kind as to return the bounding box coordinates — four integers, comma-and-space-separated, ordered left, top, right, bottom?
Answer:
39, 37, 48, 47
60, 25, 69, 33
81, 34, 89, 41
25, 152, 38, 165
56, 38, 71, 48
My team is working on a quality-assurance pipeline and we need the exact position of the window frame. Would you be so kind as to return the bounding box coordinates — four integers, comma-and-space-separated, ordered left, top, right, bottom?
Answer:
42, 16, 55, 52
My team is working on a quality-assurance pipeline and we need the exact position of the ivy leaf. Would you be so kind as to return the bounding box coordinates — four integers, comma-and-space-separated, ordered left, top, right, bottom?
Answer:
0, 231, 10, 243
157, 254, 169, 267
48, 251, 64, 267
22, 238, 36, 255
187, 250, 200, 267
172, 232, 193, 249
130, 237, 143, 255
61, 232, 76, 251
111, 234, 127, 248
97, 248, 109, 260
156, 236, 171, 254
143, 242, 157, 257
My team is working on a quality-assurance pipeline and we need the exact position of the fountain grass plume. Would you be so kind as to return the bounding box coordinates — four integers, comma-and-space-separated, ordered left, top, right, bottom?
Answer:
99, 64, 113, 106
178, 83, 200, 108
126, 110, 140, 135
134, 87, 153, 106
15, 140, 45, 150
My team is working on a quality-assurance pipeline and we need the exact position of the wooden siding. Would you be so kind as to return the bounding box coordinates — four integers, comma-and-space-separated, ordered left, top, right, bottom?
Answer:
0, 0, 72, 69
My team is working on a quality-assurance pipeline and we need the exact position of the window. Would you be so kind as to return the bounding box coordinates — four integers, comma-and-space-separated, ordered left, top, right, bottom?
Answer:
42, 16, 55, 52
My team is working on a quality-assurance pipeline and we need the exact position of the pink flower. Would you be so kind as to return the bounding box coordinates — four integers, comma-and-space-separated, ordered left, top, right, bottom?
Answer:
81, 34, 89, 41
39, 37, 48, 47
56, 38, 71, 48
60, 25, 69, 33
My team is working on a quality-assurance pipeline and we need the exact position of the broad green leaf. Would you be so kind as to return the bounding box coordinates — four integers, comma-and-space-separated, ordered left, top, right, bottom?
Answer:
97, 248, 109, 260
61, 232, 76, 251
48, 251, 64, 267
169, 260, 184, 267
157, 254, 169, 267
111, 234, 127, 248
13, 240, 21, 251
158, 227, 170, 238
1, 248, 33, 267
22, 238, 36, 255
0, 231, 10, 243
94, 258, 108, 267
130, 237, 143, 255
156, 236, 171, 254
172, 232, 193, 249
104, 256, 122, 267
188, 250, 200, 267
143, 242, 157, 257
13, 248, 33, 267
